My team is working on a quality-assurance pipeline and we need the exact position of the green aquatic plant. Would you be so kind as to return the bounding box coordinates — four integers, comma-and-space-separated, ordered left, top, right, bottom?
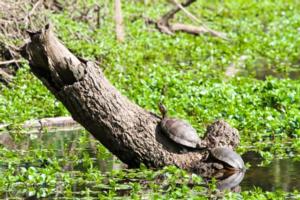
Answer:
1, 0, 300, 199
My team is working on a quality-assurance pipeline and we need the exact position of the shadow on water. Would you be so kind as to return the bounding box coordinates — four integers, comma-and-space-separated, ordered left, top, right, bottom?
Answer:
1, 128, 300, 198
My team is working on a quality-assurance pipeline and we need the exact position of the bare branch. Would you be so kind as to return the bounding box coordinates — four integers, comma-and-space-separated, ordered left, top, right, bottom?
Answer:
153, 0, 227, 40
159, 0, 197, 26
24, 0, 44, 28
0, 68, 13, 84
0, 59, 22, 66
0, 116, 80, 132
171, 0, 201, 24
115, 0, 125, 42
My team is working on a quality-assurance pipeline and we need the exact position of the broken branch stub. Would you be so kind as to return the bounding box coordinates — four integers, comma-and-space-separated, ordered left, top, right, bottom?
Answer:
153, 0, 227, 40
21, 25, 239, 174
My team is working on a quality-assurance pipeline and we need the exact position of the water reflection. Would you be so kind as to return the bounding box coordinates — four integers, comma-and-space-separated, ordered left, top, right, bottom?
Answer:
0, 128, 123, 173
216, 170, 245, 191
249, 67, 300, 80
1, 128, 300, 198
225, 56, 300, 80
241, 151, 300, 192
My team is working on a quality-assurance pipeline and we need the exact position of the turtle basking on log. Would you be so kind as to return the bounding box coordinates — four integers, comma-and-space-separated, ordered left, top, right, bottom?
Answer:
209, 147, 245, 171
158, 103, 245, 171
20, 24, 244, 174
158, 103, 203, 149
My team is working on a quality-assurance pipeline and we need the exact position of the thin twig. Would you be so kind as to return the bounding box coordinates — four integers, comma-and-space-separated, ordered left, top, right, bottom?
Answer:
96, 4, 101, 28
28, 0, 44, 18
160, 0, 197, 25
153, 0, 227, 39
155, 0, 197, 35
24, 0, 44, 28
171, 0, 201, 24
171, 0, 228, 40
0, 19, 13, 24
0, 59, 22, 65
0, 68, 13, 84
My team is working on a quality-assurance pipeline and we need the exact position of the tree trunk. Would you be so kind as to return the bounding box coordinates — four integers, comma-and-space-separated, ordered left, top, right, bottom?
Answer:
20, 24, 240, 175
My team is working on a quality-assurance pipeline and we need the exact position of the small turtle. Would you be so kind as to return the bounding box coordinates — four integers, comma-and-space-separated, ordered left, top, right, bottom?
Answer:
158, 103, 202, 149
158, 103, 245, 171
209, 147, 245, 171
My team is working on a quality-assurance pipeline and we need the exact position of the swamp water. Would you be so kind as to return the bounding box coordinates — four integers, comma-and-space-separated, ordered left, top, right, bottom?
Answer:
0, 128, 299, 199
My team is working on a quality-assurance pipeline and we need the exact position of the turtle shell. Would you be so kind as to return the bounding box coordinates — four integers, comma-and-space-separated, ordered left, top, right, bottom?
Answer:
210, 147, 244, 170
160, 117, 201, 148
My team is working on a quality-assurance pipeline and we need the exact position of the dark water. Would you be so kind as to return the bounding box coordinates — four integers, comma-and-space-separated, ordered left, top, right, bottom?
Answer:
225, 57, 300, 80
249, 67, 300, 80
254, 67, 300, 80
241, 151, 300, 192
0, 128, 299, 198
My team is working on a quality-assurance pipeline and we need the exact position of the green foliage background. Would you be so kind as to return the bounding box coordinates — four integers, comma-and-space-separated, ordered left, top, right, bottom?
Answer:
1, 0, 300, 198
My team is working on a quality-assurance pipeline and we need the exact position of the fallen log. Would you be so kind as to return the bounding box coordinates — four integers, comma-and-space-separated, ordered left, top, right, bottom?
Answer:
0, 116, 78, 130
20, 24, 240, 175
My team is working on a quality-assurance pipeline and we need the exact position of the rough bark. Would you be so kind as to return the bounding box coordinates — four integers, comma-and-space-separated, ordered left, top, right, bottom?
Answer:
20, 24, 239, 175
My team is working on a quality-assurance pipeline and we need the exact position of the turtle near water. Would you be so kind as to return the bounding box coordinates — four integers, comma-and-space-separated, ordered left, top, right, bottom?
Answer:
158, 103, 245, 171
209, 147, 245, 171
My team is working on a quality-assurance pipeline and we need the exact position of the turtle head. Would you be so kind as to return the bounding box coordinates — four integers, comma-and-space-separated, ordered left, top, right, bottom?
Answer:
158, 102, 167, 118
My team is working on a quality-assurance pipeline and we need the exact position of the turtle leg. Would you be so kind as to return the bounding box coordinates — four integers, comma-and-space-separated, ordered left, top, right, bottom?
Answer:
179, 147, 188, 154
212, 163, 224, 170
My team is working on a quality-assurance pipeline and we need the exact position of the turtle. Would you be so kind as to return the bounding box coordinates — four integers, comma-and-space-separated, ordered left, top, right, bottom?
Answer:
158, 103, 245, 171
209, 147, 245, 171
158, 103, 203, 149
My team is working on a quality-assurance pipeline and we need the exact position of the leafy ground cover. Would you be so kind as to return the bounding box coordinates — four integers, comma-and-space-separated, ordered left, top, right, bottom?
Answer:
1, 0, 300, 199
